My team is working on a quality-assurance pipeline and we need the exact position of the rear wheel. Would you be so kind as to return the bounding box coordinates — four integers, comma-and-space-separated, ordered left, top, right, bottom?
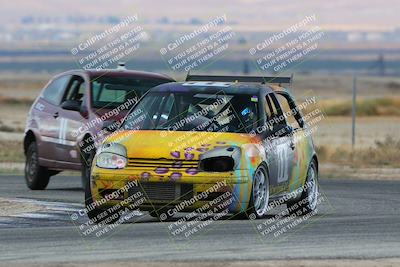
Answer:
25, 142, 51, 190
287, 160, 319, 215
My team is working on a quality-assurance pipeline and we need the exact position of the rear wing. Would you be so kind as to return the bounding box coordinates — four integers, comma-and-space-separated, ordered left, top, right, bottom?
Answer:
185, 73, 293, 87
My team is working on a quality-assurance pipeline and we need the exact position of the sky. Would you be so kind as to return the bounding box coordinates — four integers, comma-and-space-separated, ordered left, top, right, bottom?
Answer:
0, 0, 399, 31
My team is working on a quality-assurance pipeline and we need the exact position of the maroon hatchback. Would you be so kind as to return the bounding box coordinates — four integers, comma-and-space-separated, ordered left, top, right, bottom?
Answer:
24, 68, 173, 190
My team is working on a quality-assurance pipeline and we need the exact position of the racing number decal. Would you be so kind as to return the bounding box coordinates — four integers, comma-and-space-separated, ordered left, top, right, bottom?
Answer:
276, 143, 289, 183
58, 118, 68, 145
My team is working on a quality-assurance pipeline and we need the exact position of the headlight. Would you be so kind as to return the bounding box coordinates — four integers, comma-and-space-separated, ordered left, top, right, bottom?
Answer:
200, 156, 235, 172
199, 145, 241, 172
96, 152, 127, 169
96, 143, 127, 169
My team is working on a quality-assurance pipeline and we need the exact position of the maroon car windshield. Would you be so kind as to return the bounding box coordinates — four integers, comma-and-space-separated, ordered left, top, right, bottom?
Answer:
91, 76, 169, 109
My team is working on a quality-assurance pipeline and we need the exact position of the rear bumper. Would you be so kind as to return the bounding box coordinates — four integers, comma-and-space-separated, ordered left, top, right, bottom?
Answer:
90, 167, 252, 213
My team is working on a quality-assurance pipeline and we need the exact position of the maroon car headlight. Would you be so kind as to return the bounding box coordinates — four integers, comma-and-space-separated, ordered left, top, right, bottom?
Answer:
96, 143, 127, 169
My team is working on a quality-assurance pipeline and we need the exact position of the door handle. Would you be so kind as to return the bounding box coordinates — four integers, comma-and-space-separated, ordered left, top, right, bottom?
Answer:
290, 141, 295, 150
53, 112, 59, 119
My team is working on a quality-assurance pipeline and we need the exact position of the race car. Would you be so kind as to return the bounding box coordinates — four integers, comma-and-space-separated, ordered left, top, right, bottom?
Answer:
24, 65, 174, 190
85, 74, 319, 222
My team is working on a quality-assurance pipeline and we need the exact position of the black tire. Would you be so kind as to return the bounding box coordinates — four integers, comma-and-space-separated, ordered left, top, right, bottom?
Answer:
231, 212, 251, 220
85, 206, 122, 225
287, 160, 319, 216
148, 209, 173, 221
245, 165, 270, 219
84, 173, 121, 224
25, 142, 51, 190
81, 144, 95, 191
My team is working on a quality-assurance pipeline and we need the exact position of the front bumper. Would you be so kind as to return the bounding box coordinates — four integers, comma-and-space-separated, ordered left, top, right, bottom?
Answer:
90, 166, 252, 213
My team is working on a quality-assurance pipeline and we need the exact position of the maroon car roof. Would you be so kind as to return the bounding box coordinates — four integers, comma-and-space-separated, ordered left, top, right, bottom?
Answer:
60, 69, 174, 81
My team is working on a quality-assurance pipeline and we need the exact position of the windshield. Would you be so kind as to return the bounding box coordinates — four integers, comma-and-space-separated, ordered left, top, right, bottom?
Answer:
91, 76, 168, 109
122, 91, 259, 133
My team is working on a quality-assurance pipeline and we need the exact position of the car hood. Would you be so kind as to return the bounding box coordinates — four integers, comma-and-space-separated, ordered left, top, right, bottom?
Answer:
93, 108, 129, 121
104, 130, 259, 160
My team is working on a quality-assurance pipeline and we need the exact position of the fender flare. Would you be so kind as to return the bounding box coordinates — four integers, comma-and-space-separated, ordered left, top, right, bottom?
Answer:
23, 129, 40, 155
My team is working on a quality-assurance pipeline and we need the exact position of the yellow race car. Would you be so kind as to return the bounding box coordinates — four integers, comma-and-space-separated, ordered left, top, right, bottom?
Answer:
84, 75, 319, 223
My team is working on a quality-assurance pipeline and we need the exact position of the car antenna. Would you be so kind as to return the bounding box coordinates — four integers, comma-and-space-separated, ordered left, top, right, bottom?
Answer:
186, 70, 190, 81
117, 62, 127, 70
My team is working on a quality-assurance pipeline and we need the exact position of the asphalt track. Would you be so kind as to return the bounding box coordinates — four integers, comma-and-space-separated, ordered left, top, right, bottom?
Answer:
0, 174, 399, 265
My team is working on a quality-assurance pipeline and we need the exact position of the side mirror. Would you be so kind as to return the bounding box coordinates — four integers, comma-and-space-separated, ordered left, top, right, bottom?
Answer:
79, 103, 89, 119
61, 100, 81, 112
102, 120, 117, 132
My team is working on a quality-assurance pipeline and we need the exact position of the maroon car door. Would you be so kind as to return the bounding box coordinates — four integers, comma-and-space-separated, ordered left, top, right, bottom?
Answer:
34, 75, 70, 166
56, 74, 88, 168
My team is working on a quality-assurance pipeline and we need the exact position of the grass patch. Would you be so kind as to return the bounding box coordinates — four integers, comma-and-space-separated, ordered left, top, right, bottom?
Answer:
316, 136, 400, 167
0, 95, 33, 105
317, 97, 400, 116
0, 140, 24, 162
0, 120, 25, 133
0, 124, 16, 132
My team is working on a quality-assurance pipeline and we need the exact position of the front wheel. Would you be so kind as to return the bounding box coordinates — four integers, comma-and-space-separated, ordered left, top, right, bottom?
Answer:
81, 148, 95, 191
84, 173, 121, 224
25, 142, 51, 190
148, 209, 173, 221
246, 165, 270, 219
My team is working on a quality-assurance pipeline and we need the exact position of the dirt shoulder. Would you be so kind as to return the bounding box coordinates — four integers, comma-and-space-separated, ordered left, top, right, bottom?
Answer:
320, 163, 400, 181
0, 197, 44, 217
1, 259, 400, 267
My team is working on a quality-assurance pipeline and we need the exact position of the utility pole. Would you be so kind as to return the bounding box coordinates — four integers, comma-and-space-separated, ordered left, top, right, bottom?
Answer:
243, 60, 249, 75
351, 75, 357, 148
377, 53, 385, 76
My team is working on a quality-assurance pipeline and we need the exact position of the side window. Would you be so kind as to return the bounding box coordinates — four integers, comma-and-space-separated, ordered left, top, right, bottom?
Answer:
276, 93, 303, 129
63, 75, 85, 103
265, 94, 276, 118
42, 75, 70, 105
265, 93, 286, 126
97, 87, 125, 103
158, 94, 175, 127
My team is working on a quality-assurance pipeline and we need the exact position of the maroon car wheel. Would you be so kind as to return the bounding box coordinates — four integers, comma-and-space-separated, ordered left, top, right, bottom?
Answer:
25, 142, 51, 190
